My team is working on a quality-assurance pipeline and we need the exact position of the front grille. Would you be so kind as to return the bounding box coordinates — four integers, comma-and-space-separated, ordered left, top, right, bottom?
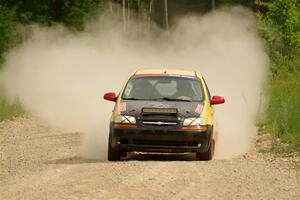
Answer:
142, 121, 177, 126
133, 139, 186, 146
140, 114, 180, 127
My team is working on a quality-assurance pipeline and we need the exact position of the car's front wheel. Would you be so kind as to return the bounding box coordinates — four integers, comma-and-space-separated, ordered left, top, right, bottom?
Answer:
108, 135, 121, 161
196, 139, 215, 161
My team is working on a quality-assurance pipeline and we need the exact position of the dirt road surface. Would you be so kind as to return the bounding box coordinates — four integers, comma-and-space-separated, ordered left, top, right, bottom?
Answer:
1, 118, 299, 200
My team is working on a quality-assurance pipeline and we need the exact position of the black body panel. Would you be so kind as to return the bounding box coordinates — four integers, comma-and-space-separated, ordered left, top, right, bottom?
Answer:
110, 124, 212, 153
110, 99, 211, 154
121, 100, 203, 118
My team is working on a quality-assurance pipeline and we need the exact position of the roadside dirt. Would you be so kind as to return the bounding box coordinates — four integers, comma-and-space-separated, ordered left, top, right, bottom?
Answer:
1, 118, 299, 200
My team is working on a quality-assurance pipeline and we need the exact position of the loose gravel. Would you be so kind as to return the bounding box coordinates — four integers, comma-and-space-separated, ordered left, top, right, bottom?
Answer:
0, 118, 299, 200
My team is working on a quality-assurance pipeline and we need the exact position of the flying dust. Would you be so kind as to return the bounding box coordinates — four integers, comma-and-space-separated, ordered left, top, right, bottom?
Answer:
0, 6, 268, 160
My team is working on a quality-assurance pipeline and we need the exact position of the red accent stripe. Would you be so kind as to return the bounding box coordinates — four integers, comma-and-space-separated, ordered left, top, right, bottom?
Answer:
132, 74, 170, 78
181, 126, 208, 131
114, 124, 137, 128
132, 74, 195, 78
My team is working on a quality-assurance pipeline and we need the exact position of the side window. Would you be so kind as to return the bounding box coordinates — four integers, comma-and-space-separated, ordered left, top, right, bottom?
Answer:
190, 80, 203, 100
202, 78, 211, 100
123, 80, 135, 98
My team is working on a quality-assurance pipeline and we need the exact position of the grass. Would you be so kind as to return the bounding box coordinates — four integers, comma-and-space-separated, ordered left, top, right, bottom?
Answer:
0, 96, 26, 121
294, 161, 300, 170
259, 72, 300, 153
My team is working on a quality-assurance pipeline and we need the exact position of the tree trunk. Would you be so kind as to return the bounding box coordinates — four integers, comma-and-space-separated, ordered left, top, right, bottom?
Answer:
109, 1, 113, 13
212, 0, 215, 11
122, 0, 126, 32
137, 0, 140, 20
148, 0, 153, 31
164, 0, 169, 31
127, 0, 130, 30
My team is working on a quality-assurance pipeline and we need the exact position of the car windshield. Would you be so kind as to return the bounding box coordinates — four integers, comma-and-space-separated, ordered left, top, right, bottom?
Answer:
122, 76, 204, 102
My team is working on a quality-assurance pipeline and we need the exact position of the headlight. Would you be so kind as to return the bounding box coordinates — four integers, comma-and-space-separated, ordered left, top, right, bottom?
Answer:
183, 117, 206, 126
114, 115, 136, 124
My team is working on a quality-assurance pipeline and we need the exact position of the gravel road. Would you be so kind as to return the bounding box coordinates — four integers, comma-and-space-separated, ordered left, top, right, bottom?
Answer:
1, 118, 299, 200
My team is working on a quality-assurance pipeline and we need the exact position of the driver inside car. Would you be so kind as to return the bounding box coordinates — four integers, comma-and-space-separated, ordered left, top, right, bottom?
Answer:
130, 80, 158, 100
173, 80, 197, 100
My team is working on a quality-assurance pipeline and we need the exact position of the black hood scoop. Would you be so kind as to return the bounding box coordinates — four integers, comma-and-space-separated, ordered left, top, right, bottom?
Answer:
141, 108, 178, 115
120, 100, 203, 118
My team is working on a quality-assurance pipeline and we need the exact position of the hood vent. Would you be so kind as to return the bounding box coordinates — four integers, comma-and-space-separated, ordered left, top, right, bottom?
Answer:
142, 108, 178, 115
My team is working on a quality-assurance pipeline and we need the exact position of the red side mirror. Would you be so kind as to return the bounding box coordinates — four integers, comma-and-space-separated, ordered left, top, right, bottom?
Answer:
104, 92, 117, 102
211, 96, 225, 105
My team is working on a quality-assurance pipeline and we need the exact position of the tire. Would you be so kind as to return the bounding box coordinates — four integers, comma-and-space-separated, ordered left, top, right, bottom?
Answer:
196, 139, 214, 161
108, 134, 121, 161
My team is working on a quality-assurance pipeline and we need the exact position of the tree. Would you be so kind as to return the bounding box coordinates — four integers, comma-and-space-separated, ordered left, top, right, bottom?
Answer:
257, 0, 300, 57
0, 4, 18, 64
2, 0, 104, 30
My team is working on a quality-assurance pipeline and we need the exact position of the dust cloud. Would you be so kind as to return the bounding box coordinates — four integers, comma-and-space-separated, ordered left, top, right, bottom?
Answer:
0, 6, 268, 160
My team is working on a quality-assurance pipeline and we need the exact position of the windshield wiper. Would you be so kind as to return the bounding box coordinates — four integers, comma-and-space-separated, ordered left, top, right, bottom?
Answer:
122, 97, 148, 101
123, 97, 192, 102
151, 97, 192, 102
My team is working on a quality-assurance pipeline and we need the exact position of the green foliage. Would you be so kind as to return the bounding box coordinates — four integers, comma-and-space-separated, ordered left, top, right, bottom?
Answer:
267, 0, 300, 55
0, 4, 18, 64
58, 0, 104, 30
257, 0, 300, 152
261, 74, 300, 151
257, 0, 300, 57
1, 0, 105, 121
257, 16, 300, 74
0, 96, 26, 121
3, 0, 104, 30
218, 0, 256, 8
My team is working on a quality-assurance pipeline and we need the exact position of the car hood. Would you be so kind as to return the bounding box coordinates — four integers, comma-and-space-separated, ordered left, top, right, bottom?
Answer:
119, 100, 204, 118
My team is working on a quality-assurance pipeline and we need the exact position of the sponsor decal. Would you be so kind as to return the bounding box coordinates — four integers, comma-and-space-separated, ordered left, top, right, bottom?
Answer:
195, 104, 203, 114
120, 102, 126, 112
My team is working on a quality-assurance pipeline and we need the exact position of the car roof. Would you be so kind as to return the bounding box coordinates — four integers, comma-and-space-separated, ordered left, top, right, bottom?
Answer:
134, 68, 203, 78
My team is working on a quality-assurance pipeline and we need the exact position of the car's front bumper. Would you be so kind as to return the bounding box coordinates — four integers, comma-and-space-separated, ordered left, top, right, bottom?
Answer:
110, 125, 212, 153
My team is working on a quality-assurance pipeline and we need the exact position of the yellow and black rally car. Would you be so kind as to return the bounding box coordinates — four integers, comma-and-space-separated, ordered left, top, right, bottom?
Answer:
104, 69, 225, 161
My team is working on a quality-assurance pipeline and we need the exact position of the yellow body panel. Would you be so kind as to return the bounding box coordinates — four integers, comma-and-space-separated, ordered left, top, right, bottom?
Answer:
135, 68, 197, 77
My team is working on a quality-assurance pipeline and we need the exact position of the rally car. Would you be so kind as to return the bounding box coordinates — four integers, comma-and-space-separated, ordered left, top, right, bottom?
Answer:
104, 69, 225, 161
